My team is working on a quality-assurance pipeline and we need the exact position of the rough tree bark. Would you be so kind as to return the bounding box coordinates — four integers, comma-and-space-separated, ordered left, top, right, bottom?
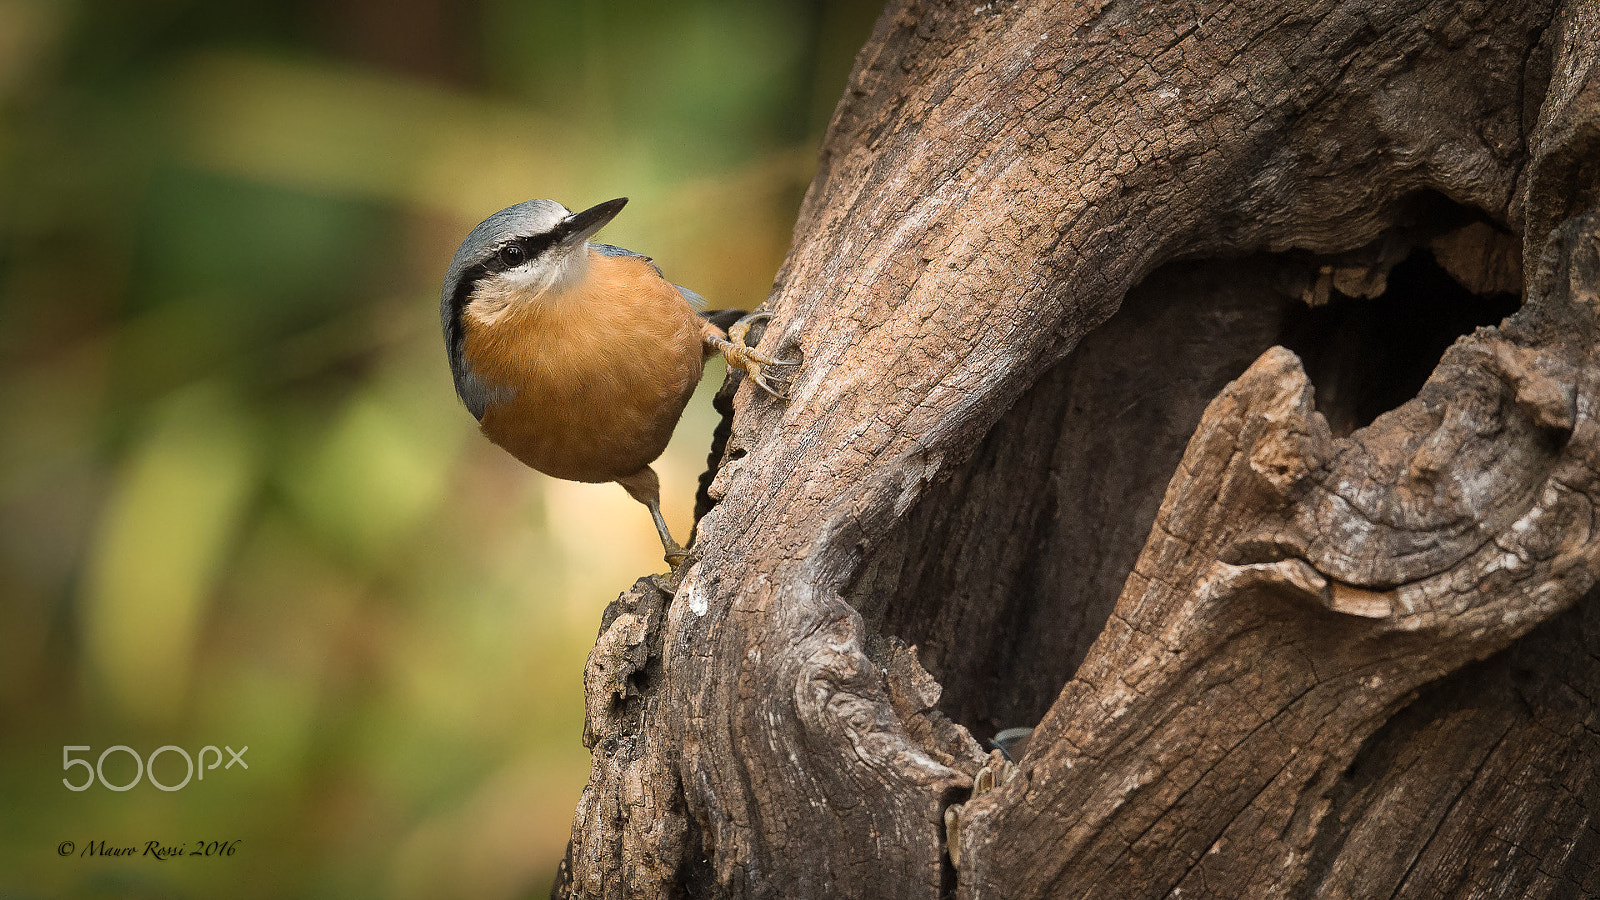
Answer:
557, 0, 1600, 897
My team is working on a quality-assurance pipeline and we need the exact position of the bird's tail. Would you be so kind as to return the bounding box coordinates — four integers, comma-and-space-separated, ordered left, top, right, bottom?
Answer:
698, 308, 747, 332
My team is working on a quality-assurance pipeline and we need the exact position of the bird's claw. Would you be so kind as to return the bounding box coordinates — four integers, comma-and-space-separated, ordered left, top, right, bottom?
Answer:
724, 312, 801, 398
653, 546, 701, 595
664, 543, 691, 570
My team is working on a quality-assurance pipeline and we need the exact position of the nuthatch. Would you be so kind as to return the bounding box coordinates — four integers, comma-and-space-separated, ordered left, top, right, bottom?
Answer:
990, 727, 1033, 762
440, 197, 795, 570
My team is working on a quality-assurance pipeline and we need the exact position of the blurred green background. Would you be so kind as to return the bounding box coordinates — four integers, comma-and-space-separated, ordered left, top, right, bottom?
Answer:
0, 1, 879, 896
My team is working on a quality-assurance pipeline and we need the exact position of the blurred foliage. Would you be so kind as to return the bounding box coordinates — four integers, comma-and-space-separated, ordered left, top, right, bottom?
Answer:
0, 0, 881, 896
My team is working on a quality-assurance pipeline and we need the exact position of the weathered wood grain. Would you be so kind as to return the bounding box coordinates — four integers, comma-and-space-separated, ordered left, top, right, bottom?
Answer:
559, 0, 1600, 897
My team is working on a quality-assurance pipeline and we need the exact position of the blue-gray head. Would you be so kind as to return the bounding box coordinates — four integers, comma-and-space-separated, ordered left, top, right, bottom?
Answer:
439, 197, 627, 418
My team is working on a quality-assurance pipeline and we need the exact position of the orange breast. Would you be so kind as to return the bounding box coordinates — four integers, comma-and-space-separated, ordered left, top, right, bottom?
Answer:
462, 251, 706, 483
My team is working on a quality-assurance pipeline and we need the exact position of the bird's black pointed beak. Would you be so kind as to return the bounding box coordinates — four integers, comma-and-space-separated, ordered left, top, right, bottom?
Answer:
560, 197, 627, 246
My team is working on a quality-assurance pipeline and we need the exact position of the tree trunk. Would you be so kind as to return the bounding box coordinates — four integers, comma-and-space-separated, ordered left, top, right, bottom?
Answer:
557, 0, 1600, 897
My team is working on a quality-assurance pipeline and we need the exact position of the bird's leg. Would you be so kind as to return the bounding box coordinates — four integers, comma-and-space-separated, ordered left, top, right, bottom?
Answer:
616, 468, 695, 590
701, 312, 801, 398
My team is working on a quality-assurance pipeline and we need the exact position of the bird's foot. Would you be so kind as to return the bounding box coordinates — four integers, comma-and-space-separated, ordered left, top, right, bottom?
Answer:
720, 312, 800, 398
652, 546, 701, 596
664, 541, 691, 570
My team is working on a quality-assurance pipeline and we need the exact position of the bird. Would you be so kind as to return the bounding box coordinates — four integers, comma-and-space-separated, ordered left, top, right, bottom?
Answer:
990, 727, 1033, 762
440, 197, 796, 573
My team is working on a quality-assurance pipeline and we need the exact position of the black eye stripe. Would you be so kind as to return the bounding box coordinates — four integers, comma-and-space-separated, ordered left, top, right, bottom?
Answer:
485, 233, 559, 273
520, 232, 557, 262
444, 229, 566, 359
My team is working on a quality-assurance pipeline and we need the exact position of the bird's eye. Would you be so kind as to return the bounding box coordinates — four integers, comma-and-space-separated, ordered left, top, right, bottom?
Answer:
498, 244, 525, 267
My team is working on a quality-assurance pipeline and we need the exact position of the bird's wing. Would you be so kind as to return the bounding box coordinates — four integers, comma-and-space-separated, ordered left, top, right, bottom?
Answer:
674, 284, 708, 310
591, 242, 656, 266
592, 242, 707, 310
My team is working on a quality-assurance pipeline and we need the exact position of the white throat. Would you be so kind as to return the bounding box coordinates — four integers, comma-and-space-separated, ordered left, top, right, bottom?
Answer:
465, 243, 590, 326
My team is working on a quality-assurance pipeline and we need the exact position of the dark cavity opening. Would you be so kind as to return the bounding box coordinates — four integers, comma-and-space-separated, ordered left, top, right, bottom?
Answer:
1281, 250, 1522, 437
846, 218, 1523, 748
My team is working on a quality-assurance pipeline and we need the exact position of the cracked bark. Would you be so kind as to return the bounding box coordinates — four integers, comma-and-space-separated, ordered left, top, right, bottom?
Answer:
556, 0, 1600, 897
